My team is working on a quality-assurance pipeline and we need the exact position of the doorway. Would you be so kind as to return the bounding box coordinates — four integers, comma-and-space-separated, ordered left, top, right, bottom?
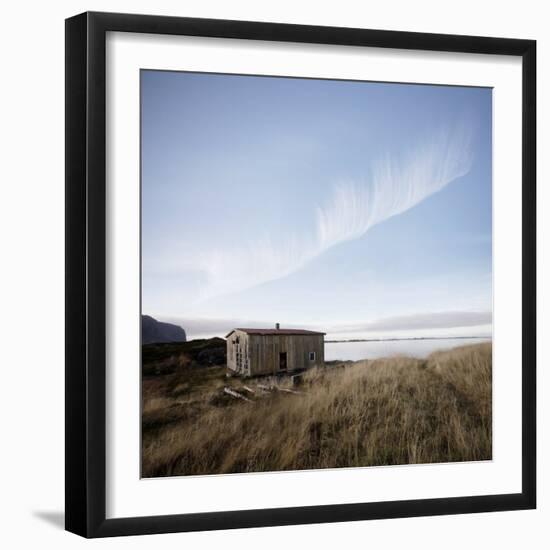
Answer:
279, 352, 287, 371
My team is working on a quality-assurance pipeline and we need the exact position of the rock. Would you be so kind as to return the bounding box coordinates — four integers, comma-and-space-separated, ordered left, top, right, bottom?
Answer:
142, 315, 187, 344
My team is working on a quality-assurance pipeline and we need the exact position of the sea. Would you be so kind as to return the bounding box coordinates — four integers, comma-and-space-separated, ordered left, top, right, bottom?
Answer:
325, 337, 491, 362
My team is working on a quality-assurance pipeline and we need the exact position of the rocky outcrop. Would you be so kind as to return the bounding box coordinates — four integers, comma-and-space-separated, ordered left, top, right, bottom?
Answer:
142, 315, 187, 344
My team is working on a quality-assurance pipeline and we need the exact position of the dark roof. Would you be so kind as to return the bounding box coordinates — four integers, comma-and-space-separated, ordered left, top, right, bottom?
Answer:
225, 328, 326, 338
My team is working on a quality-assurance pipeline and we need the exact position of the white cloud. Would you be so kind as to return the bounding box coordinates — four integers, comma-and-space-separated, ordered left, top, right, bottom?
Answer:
194, 122, 473, 301
317, 126, 473, 249
329, 311, 492, 333
158, 310, 492, 340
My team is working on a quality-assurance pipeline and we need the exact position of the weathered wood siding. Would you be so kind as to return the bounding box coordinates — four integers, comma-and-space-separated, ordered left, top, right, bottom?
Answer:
226, 330, 251, 375
227, 331, 324, 376
250, 334, 325, 375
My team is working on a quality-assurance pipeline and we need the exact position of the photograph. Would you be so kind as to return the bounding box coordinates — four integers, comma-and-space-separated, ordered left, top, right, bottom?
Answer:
140, 69, 493, 478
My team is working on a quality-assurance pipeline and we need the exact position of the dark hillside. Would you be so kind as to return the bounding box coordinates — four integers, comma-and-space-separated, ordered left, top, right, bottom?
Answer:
142, 315, 187, 344
142, 337, 226, 376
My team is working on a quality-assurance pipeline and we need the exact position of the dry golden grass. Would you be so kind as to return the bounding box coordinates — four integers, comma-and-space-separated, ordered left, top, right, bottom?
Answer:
142, 342, 492, 477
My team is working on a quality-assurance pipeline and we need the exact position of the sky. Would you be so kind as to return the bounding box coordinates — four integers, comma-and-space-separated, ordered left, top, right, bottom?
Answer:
141, 70, 492, 340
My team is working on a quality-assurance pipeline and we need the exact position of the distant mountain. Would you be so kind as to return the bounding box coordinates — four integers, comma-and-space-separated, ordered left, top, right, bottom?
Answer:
142, 315, 187, 344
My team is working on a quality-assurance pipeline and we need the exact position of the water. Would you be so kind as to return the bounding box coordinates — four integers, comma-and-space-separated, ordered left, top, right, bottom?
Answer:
325, 337, 491, 362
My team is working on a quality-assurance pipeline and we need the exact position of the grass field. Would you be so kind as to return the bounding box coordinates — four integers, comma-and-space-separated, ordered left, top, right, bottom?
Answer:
141, 341, 492, 477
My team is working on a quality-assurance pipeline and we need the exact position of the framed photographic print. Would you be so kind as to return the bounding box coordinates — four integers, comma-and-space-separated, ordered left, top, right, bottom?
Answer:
65, 11, 536, 538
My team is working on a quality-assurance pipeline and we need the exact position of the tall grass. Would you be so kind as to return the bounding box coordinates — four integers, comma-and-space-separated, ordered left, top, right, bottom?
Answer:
142, 343, 491, 477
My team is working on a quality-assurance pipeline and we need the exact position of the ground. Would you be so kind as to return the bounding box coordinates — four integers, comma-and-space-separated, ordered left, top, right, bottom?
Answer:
141, 341, 492, 477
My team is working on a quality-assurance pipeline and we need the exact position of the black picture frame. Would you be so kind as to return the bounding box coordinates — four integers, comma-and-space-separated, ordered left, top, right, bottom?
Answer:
65, 11, 536, 538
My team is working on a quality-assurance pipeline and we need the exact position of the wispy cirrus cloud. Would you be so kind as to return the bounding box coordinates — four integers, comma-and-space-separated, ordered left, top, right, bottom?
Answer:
194, 122, 473, 301
317, 125, 473, 249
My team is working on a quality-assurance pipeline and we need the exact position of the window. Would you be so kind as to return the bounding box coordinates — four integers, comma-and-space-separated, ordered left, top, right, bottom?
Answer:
309, 351, 316, 361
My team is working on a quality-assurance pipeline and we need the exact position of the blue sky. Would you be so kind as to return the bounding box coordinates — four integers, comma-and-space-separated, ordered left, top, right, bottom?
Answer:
141, 70, 492, 340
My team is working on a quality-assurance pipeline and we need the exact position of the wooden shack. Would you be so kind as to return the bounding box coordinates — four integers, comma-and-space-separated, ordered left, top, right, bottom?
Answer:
225, 324, 325, 377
